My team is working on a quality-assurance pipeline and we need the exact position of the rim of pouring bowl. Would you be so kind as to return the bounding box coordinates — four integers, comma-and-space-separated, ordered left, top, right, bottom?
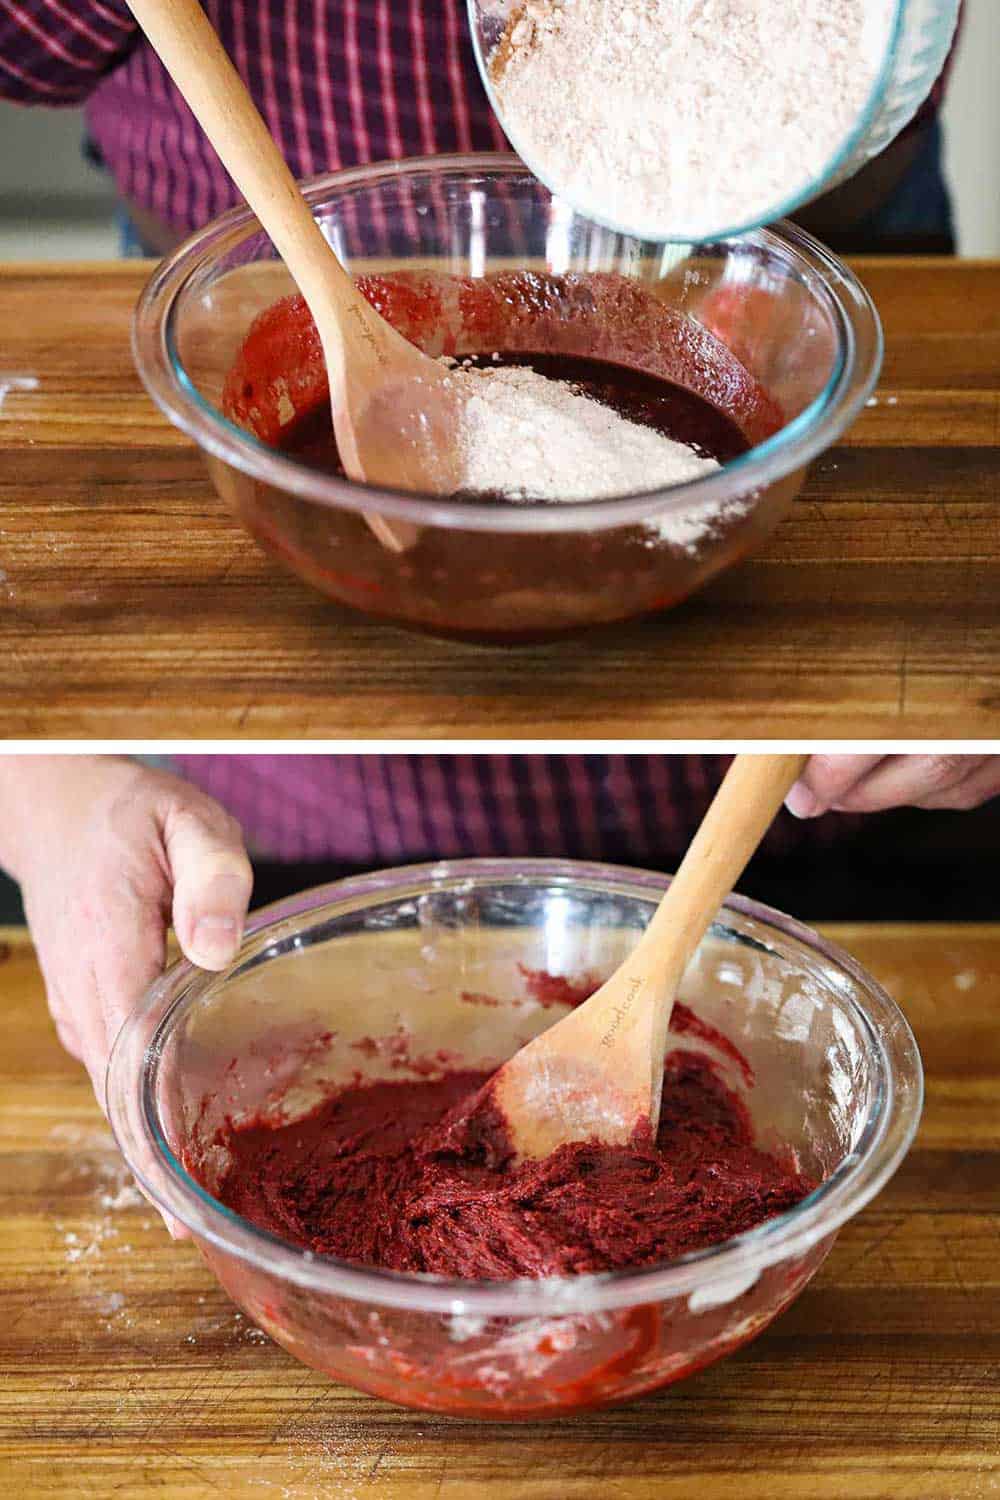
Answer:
465, 0, 961, 243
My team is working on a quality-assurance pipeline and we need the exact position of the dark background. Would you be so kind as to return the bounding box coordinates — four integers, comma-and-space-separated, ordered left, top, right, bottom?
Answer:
2, 799, 998, 926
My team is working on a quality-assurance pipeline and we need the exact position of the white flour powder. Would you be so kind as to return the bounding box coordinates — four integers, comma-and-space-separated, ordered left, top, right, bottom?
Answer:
449, 362, 733, 551
452, 362, 718, 498
490, 0, 895, 237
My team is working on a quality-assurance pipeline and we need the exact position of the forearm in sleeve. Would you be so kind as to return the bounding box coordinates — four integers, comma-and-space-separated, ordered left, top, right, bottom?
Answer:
0, 0, 137, 105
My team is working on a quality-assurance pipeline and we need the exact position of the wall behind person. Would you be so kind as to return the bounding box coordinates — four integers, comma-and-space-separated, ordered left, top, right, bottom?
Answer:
942, 0, 1000, 257
0, 102, 112, 204
0, 100, 115, 256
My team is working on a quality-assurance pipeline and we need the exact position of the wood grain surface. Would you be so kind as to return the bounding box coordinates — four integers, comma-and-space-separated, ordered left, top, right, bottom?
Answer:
0, 259, 998, 738
1, 922, 997, 1497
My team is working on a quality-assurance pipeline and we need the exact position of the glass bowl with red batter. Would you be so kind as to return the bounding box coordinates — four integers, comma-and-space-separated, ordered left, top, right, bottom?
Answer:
132, 154, 881, 642
107, 859, 921, 1419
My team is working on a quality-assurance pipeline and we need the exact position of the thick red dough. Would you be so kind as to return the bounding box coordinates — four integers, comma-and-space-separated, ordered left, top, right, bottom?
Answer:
213, 1038, 813, 1280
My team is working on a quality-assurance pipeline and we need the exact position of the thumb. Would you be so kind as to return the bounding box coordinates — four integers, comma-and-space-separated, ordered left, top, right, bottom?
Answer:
164, 803, 253, 970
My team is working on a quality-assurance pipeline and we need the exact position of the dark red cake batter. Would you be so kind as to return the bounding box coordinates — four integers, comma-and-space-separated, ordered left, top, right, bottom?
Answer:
217, 270, 785, 642
222, 269, 781, 473
274, 351, 749, 493
212, 1001, 813, 1279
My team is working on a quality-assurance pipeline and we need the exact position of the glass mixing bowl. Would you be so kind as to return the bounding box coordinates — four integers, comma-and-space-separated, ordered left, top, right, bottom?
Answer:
133, 155, 881, 643
108, 860, 922, 1419
468, 0, 961, 241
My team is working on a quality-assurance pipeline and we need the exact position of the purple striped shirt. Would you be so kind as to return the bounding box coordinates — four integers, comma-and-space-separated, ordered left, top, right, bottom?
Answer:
0, 0, 506, 234
0, 1, 956, 238
171, 755, 850, 866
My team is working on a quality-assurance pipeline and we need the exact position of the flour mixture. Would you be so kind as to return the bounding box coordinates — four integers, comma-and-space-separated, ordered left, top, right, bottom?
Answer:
489, 0, 896, 236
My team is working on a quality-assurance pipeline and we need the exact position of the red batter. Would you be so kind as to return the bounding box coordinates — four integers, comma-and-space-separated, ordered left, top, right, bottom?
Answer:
212, 1005, 813, 1279
222, 270, 782, 456
218, 269, 786, 643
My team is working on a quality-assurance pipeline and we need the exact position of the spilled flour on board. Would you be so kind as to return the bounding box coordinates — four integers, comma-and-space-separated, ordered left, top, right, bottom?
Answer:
52, 1147, 145, 1264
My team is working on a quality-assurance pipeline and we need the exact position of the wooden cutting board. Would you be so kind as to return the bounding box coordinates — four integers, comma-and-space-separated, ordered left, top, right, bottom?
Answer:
1, 922, 997, 1498
0, 259, 998, 737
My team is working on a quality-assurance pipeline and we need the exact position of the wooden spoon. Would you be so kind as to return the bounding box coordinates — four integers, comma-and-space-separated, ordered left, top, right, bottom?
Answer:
491, 754, 809, 1160
125, 0, 463, 552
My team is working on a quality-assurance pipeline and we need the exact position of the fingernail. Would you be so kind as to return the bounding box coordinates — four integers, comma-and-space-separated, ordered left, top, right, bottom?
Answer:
785, 784, 822, 819
188, 872, 247, 968
191, 913, 240, 969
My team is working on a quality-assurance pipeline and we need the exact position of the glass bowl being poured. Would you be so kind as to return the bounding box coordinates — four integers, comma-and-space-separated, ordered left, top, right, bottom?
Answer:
467, 0, 962, 243
107, 860, 923, 1419
133, 155, 882, 643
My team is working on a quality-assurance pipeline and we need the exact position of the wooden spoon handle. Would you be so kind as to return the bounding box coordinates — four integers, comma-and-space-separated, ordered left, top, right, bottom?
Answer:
125, 0, 418, 553
124, 0, 354, 320
641, 753, 808, 1060
645, 754, 808, 967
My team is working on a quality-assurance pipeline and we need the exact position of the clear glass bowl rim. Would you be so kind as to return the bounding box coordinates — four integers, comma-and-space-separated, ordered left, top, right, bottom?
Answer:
131, 152, 883, 536
107, 857, 923, 1318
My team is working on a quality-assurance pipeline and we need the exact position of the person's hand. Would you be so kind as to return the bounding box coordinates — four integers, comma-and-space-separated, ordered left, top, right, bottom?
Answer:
0, 756, 252, 1115
787, 754, 1000, 818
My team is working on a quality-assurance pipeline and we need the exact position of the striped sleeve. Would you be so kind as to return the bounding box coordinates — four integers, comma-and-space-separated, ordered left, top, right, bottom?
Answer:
0, 0, 137, 105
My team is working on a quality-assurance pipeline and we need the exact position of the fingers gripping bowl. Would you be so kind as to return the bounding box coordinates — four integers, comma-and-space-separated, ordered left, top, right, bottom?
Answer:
107, 860, 922, 1418
133, 155, 882, 642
